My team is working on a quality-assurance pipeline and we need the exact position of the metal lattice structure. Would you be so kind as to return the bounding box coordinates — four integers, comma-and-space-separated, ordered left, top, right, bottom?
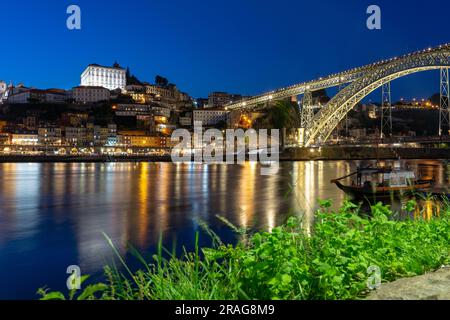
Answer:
227, 45, 444, 111
337, 82, 349, 138
306, 46, 450, 146
227, 44, 450, 146
300, 90, 314, 129
226, 56, 400, 111
381, 82, 392, 139
439, 68, 450, 136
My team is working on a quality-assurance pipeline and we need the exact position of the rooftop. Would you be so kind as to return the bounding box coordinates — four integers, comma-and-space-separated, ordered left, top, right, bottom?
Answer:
9, 88, 67, 96
73, 85, 110, 90
86, 63, 125, 71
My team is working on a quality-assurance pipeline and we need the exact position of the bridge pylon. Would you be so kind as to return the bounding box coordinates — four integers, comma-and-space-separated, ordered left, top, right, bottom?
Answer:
337, 81, 349, 139
439, 68, 450, 136
381, 82, 392, 139
299, 90, 314, 146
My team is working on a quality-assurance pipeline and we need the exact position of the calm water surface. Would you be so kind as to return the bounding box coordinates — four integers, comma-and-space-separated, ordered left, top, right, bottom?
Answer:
0, 160, 448, 299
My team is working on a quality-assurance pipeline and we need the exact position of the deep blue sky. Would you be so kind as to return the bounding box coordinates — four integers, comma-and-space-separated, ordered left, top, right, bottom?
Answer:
0, 0, 448, 100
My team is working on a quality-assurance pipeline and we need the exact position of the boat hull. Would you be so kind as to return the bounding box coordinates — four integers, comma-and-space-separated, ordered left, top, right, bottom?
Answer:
334, 181, 432, 201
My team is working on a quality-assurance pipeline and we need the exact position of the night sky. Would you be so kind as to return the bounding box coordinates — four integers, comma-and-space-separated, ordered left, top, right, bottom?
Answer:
0, 0, 449, 100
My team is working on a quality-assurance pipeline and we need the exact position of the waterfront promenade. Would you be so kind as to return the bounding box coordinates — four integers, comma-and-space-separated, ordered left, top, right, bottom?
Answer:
0, 146, 449, 162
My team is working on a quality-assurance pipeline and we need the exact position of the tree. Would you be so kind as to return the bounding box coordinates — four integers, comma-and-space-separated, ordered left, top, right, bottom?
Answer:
126, 67, 142, 85
271, 101, 291, 129
254, 100, 301, 129
429, 93, 440, 107
155, 75, 169, 87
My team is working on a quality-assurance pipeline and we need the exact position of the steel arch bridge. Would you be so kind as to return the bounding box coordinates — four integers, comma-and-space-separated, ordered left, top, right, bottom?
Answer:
227, 44, 450, 147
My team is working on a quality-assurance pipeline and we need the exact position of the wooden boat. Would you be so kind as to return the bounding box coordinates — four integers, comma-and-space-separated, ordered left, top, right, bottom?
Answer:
331, 167, 433, 201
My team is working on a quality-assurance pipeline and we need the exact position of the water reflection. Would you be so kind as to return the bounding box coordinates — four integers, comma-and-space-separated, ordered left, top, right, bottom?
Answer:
288, 161, 349, 232
0, 159, 449, 299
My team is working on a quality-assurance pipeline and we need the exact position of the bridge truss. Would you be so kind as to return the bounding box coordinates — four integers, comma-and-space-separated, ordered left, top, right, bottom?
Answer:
228, 44, 450, 147
380, 82, 392, 139
440, 67, 450, 136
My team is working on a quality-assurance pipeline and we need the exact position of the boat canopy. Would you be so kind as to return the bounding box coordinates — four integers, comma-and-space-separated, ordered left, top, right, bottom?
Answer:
383, 170, 415, 187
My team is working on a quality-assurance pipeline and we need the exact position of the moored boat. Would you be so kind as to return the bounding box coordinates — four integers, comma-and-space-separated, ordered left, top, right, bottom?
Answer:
331, 167, 433, 201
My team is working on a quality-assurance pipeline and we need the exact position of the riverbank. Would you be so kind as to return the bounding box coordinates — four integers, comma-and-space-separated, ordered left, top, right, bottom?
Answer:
0, 155, 173, 163
39, 200, 450, 300
1, 146, 450, 163
367, 266, 450, 300
282, 146, 450, 161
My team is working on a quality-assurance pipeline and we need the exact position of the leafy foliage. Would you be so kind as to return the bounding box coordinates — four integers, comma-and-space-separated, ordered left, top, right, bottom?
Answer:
155, 75, 169, 87
254, 100, 301, 129
38, 201, 450, 300
126, 67, 143, 86
37, 276, 107, 300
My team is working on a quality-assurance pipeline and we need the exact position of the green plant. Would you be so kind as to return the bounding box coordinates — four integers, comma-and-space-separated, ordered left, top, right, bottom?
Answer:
38, 200, 450, 301
38, 276, 107, 300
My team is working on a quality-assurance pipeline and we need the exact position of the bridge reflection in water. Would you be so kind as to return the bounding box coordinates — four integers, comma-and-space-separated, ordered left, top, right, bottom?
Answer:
0, 160, 448, 299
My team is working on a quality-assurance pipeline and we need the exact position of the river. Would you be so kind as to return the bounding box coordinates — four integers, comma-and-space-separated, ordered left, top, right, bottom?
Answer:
0, 160, 448, 299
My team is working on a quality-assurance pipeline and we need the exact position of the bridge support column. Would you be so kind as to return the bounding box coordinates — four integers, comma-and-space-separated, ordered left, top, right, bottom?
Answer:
439, 68, 450, 136
298, 128, 305, 147
300, 91, 314, 128
381, 82, 392, 139
337, 81, 349, 139
300, 90, 314, 147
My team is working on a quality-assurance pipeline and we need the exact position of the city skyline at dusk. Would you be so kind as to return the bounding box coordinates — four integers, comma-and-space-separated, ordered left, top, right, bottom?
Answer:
0, 0, 449, 100
2, 0, 450, 306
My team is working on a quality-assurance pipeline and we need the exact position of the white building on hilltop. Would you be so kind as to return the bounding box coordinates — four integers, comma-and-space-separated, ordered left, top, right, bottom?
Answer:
81, 64, 126, 90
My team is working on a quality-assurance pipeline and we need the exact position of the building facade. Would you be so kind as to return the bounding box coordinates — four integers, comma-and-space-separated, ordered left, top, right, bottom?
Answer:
23, 115, 38, 130
126, 84, 192, 110
193, 109, 230, 126
65, 127, 87, 146
208, 92, 243, 109
117, 131, 174, 148
38, 127, 62, 145
114, 104, 171, 118
179, 116, 192, 127
61, 112, 89, 127
114, 104, 152, 117
72, 86, 111, 103
7, 89, 68, 104
81, 64, 126, 90
86, 123, 117, 146
11, 133, 38, 145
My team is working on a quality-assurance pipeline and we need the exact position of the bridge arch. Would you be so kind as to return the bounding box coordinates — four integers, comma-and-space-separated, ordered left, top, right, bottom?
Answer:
305, 48, 450, 147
